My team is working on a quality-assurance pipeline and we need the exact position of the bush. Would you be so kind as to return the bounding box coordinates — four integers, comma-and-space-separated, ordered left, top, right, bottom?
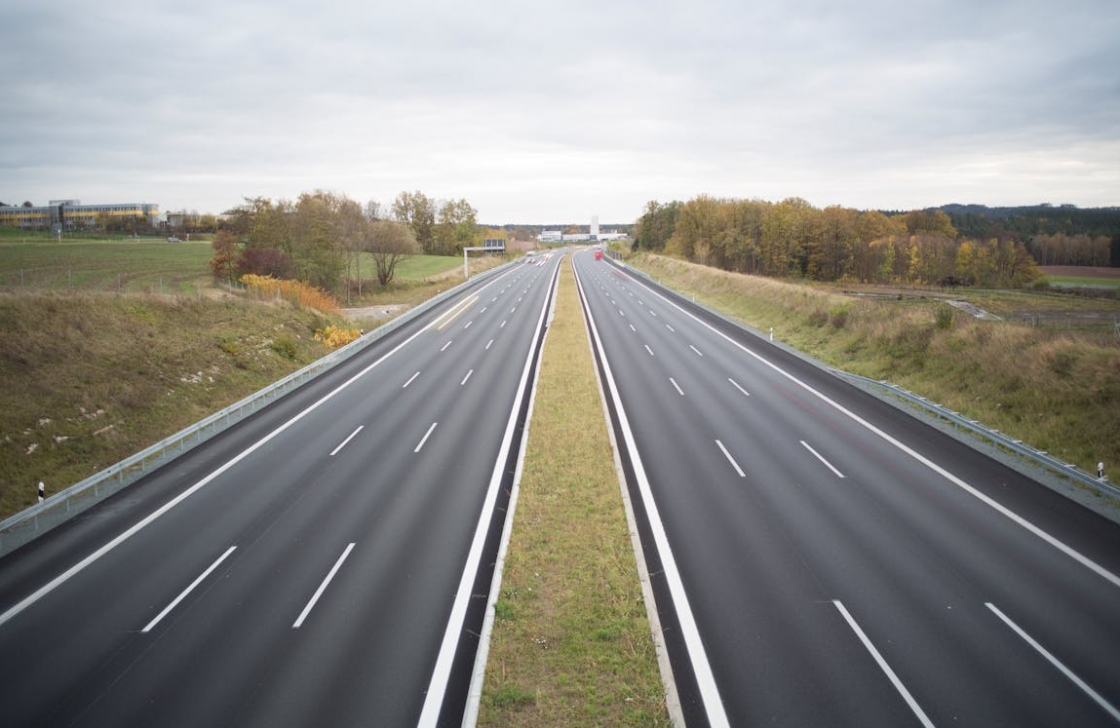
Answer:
271, 335, 299, 360
313, 324, 361, 349
240, 274, 340, 313
935, 304, 954, 330
829, 304, 850, 329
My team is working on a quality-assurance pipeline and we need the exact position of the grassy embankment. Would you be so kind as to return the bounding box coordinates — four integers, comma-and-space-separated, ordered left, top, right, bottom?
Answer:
0, 234, 506, 518
0, 293, 342, 516
626, 252, 1120, 483
478, 257, 669, 727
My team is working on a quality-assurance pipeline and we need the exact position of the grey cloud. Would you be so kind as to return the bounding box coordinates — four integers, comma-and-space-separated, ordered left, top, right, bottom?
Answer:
1, 0, 1117, 221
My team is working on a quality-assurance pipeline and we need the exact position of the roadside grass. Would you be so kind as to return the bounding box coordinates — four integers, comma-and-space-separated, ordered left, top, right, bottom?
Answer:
0, 292, 339, 519
348, 254, 507, 308
0, 243, 508, 519
627, 253, 1120, 481
478, 256, 669, 727
392, 254, 466, 279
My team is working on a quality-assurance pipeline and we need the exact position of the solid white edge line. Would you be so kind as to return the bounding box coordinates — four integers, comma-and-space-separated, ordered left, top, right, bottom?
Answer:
461, 254, 560, 728
576, 257, 686, 728
414, 422, 438, 453
330, 425, 364, 456
417, 255, 561, 728
716, 439, 746, 478
728, 378, 750, 397
618, 263, 1120, 590
833, 600, 936, 728
801, 440, 845, 478
142, 545, 237, 633
293, 542, 356, 629
0, 269, 507, 630
985, 602, 1120, 722
403, 371, 420, 388
576, 260, 731, 728
670, 377, 684, 396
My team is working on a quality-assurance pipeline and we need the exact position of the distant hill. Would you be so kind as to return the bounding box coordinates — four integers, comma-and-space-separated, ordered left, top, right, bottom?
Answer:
929, 203, 1120, 243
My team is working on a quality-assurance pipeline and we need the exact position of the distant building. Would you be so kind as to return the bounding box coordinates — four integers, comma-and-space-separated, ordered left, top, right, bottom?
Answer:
0, 200, 160, 230
535, 217, 629, 244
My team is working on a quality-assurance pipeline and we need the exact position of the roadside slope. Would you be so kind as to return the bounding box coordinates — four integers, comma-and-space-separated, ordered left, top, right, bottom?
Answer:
0, 292, 336, 518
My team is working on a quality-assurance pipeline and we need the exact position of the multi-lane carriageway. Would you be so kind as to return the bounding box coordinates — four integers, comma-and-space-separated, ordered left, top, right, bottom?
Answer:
0, 255, 561, 727
2, 249, 1119, 727
572, 250, 1120, 727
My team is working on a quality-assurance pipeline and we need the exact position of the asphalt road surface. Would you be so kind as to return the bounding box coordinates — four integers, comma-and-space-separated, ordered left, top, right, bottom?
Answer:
573, 250, 1120, 728
0, 254, 560, 728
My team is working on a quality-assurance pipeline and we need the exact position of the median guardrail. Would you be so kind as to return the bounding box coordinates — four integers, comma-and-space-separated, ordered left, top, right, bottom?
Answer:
0, 262, 512, 557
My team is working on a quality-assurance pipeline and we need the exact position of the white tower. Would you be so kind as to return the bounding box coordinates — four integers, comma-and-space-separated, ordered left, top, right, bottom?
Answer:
591, 215, 600, 240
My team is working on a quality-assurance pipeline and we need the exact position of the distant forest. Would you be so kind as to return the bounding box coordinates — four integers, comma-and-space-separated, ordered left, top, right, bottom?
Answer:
928, 203, 1120, 247
632, 199, 1120, 289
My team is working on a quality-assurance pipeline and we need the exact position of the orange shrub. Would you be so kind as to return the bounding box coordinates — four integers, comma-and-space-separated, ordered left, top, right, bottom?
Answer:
240, 274, 340, 314
314, 324, 361, 349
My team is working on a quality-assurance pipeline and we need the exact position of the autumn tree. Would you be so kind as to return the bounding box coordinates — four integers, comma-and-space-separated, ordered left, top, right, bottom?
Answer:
633, 200, 681, 251
666, 195, 723, 264
210, 230, 241, 285
366, 220, 418, 286
392, 191, 436, 254
433, 198, 479, 256
809, 206, 858, 281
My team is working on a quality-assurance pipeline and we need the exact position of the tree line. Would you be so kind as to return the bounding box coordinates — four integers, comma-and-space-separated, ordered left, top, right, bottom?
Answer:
633, 197, 1047, 288
210, 190, 480, 296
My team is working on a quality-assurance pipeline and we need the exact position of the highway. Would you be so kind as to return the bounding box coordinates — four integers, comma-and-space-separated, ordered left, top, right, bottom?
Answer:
0, 254, 560, 727
572, 250, 1120, 727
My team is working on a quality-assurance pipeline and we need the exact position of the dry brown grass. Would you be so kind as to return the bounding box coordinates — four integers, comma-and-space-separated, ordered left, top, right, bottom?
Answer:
630, 253, 1120, 476
0, 291, 338, 517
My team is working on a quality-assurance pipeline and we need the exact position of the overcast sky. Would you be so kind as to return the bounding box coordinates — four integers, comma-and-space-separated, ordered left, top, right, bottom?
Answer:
2, 0, 1118, 224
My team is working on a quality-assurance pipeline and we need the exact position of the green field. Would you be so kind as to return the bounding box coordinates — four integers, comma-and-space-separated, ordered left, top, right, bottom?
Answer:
392, 254, 465, 278
0, 229, 477, 297
0, 236, 214, 295
1045, 276, 1120, 290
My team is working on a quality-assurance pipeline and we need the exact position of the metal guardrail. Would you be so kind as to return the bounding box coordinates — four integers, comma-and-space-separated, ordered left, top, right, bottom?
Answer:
834, 371, 1120, 502
607, 255, 1120, 512
0, 263, 511, 556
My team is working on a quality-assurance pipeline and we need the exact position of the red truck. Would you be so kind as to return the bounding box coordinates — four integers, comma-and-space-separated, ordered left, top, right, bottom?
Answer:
594, 249, 603, 260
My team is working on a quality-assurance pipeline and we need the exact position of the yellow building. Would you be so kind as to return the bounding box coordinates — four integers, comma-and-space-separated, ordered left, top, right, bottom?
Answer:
0, 200, 160, 229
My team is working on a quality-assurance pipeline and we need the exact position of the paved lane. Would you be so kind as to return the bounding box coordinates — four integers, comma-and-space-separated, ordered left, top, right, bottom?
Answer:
574, 251, 1120, 728
0, 256, 560, 727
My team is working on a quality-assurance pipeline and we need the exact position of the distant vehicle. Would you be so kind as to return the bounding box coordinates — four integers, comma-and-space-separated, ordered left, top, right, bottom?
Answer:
594, 249, 603, 260
166, 236, 181, 243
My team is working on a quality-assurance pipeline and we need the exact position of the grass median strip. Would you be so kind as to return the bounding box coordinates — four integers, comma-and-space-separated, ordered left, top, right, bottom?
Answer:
478, 256, 670, 727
